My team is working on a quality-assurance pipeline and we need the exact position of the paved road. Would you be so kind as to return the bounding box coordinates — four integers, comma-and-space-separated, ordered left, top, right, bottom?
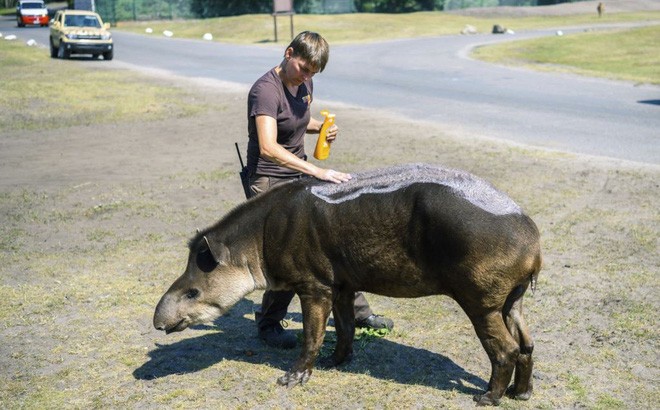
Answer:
3, 17, 658, 165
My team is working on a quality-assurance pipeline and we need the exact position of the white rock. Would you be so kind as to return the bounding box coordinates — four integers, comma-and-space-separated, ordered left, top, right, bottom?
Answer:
556, 30, 564, 36
505, 29, 515, 35
203, 33, 213, 41
5, 34, 17, 41
461, 25, 477, 35
163, 30, 173, 37
145, 27, 153, 34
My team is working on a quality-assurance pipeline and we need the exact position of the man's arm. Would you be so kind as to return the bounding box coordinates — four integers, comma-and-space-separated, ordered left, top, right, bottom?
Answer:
255, 115, 350, 183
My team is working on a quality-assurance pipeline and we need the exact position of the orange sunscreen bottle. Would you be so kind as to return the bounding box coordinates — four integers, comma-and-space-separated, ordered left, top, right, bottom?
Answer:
313, 110, 335, 160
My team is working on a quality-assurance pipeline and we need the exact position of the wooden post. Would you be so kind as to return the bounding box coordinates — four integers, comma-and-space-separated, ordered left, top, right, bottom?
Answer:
273, 14, 278, 42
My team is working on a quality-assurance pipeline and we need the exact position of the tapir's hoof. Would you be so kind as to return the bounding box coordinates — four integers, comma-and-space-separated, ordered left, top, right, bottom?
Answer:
473, 392, 501, 406
277, 369, 311, 388
317, 352, 353, 369
506, 385, 532, 401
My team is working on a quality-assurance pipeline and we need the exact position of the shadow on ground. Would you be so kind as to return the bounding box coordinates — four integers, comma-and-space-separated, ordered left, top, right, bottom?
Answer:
134, 299, 486, 396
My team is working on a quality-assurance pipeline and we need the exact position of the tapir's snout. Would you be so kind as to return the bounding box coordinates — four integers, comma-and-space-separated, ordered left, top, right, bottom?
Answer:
153, 293, 189, 334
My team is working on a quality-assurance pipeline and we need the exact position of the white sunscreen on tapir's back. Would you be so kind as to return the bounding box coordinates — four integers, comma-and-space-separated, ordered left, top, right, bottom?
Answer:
310, 163, 522, 216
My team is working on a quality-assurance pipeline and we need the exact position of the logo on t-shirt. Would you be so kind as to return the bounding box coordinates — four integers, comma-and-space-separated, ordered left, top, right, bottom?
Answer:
303, 93, 312, 109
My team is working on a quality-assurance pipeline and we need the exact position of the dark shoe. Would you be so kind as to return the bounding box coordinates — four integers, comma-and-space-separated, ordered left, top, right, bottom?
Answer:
355, 314, 394, 331
258, 323, 297, 349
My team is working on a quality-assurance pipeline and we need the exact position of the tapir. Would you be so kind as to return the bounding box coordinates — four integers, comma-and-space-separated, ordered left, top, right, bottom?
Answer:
153, 163, 542, 406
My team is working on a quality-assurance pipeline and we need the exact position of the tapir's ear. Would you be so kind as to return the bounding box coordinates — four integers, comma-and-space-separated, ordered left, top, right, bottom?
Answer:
196, 236, 231, 273
196, 236, 219, 273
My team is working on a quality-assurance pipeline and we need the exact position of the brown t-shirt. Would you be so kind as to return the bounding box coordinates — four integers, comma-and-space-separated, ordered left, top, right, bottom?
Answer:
246, 68, 313, 177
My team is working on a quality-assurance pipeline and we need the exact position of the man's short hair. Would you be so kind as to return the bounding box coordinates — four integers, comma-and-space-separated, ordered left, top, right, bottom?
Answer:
287, 31, 329, 73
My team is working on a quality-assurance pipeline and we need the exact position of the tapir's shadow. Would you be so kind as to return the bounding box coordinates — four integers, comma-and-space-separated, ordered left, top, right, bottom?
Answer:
133, 299, 486, 395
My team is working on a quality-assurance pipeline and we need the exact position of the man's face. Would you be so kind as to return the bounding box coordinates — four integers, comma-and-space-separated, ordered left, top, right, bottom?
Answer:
285, 49, 319, 85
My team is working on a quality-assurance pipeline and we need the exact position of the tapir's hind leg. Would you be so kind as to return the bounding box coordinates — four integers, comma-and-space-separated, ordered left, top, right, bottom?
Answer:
470, 311, 520, 406
319, 289, 355, 368
504, 295, 534, 400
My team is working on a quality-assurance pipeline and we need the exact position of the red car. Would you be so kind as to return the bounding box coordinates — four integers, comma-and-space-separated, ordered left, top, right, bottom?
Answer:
16, 0, 49, 27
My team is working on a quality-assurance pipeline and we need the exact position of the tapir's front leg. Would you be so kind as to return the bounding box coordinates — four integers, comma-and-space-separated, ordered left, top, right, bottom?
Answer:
277, 290, 332, 388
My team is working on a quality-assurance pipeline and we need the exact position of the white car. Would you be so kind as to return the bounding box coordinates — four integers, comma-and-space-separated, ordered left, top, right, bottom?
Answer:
16, 0, 49, 27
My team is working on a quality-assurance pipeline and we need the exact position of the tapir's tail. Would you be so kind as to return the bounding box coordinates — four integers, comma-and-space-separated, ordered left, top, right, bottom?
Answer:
529, 252, 542, 295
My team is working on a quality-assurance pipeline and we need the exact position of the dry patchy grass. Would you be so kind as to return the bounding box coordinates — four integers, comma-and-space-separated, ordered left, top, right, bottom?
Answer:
0, 41, 209, 132
2, 98, 658, 407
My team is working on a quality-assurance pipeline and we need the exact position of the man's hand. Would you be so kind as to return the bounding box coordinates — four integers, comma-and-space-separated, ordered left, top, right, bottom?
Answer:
325, 124, 339, 143
317, 168, 352, 183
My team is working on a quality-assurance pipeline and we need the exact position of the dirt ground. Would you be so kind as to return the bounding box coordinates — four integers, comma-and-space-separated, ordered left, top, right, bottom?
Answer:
1, 2, 658, 409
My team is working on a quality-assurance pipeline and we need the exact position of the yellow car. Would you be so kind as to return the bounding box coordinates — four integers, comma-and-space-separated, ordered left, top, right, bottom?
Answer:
50, 10, 113, 60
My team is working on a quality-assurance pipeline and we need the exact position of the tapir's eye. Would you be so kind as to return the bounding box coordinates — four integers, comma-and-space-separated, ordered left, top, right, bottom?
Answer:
186, 289, 199, 299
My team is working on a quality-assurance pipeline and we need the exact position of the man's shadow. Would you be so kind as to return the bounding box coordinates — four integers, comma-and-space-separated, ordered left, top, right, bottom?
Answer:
134, 299, 486, 395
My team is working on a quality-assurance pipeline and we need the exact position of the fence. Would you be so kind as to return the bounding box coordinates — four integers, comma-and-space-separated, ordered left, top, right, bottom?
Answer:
90, 0, 590, 22
94, 0, 193, 23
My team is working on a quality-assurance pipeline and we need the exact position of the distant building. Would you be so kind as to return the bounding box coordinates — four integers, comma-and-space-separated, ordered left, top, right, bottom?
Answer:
74, 0, 95, 11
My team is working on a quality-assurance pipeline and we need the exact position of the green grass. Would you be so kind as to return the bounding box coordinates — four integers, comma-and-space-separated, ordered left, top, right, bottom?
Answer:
565, 372, 588, 402
116, 11, 660, 44
473, 24, 660, 84
0, 40, 207, 132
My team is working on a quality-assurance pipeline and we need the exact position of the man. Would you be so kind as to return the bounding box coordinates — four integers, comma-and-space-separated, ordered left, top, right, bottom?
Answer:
246, 31, 394, 349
